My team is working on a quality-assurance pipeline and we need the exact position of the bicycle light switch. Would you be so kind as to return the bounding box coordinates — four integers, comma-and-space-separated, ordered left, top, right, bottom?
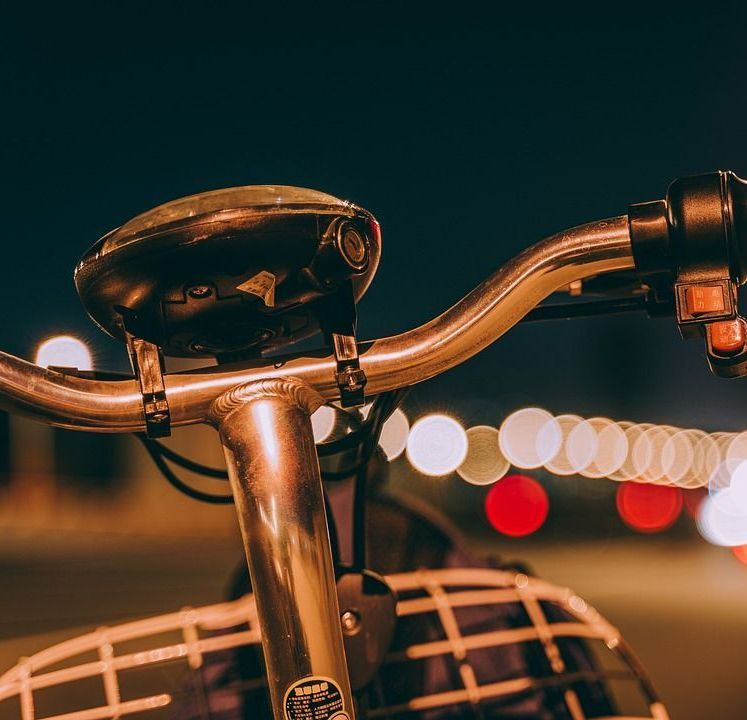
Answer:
630, 170, 747, 378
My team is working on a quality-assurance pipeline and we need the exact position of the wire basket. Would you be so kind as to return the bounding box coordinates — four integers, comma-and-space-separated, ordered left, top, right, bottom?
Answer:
0, 568, 669, 720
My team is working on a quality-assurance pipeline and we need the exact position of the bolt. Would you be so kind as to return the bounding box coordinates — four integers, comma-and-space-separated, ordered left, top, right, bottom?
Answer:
188, 285, 213, 299
339, 367, 365, 392
341, 610, 360, 635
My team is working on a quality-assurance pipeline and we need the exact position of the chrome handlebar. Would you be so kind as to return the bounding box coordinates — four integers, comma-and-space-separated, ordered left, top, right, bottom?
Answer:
0, 216, 633, 432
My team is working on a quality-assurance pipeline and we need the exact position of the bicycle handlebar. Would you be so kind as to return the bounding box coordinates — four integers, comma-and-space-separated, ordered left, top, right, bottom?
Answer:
0, 216, 633, 432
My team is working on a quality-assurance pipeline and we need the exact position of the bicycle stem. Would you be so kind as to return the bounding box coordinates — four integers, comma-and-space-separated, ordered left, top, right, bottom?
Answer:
210, 378, 355, 720
0, 216, 633, 431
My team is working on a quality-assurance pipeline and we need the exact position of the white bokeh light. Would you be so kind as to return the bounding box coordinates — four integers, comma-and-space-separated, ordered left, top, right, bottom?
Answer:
661, 429, 696, 487
708, 458, 747, 517
691, 431, 720, 487
545, 414, 585, 476
697, 492, 747, 546
566, 419, 598, 475
35, 335, 93, 371
499, 408, 561, 469
311, 405, 336, 443
378, 408, 410, 460
407, 414, 468, 477
580, 417, 628, 479
726, 431, 747, 464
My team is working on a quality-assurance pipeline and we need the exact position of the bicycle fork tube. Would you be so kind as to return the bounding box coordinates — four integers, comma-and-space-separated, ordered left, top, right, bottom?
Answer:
209, 378, 354, 720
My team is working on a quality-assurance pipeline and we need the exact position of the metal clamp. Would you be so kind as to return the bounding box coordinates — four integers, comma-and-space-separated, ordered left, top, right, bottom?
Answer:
332, 332, 366, 408
125, 333, 171, 437
317, 281, 367, 408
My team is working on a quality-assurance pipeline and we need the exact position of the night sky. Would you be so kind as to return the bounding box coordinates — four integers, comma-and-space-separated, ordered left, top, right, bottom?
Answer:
3, 5, 747, 431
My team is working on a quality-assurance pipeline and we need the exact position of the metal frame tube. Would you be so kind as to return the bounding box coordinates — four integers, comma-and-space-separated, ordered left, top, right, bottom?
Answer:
0, 217, 633, 431
209, 377, 354, 720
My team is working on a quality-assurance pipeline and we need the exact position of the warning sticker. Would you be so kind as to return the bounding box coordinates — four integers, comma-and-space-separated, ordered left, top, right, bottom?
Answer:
283, 676, 348, 720
236, 270, 276, 307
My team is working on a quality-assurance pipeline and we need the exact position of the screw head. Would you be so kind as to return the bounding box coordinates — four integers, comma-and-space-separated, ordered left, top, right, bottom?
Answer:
341, 610, 361, 635
188, 285, 212, 299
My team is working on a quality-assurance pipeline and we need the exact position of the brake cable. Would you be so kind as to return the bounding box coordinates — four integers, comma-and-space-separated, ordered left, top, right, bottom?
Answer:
134, 433, 234, 504
136, 390, 405, 506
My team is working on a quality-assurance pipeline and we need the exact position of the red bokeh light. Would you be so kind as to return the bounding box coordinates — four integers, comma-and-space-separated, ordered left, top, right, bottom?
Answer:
616, 481, 683, 533
484, 474, 549, 537
732, 545, 747, 565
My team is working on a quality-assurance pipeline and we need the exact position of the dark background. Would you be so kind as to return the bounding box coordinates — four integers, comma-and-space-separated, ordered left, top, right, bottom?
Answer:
2, 5, 747, 718
2, 4, 747, 433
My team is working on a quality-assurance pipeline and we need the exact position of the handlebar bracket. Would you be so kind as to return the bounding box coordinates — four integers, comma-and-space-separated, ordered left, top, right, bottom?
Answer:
126, 332, 171, 437
319, 282, 367, 407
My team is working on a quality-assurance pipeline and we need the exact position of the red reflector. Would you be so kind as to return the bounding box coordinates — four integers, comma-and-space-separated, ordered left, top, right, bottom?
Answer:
484, 474, 549, 537
616, 481, 683, 533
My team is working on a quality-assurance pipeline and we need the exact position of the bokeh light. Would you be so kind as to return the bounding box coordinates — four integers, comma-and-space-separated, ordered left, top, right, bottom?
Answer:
484, 474, 549, 537
35, 335, 93, 371
457, 425, 509, 485
378, 408, 410, 460
499, 408, 561, 469
725, 432, 747, 464
683, 487, 707, 518
580, 417, 627, 479
545, 414, 586, 476
565, 418, 598, 475
311, 405, 336, 443
696, 493, 747, 546
406, 414, 468, 476
630, 425, 674, 484
708, 458, 747, 517
608, 422, 642, 482
691, 431, 720, 487
616, 481, 683, 533
661, 430, 695, 487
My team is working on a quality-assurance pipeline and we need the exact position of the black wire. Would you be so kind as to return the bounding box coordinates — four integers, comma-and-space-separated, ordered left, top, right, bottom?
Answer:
350, 388, 409, 570
136, 390, 404, 509
135, 434, 235, 504
319, 393, 398, 480
522, 296, 648, 322
145, 438, 230, 479
139, 400, 361, 481
316, 411, 367, 456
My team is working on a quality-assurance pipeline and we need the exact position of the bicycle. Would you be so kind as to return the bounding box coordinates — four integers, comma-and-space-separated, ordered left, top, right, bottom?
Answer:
1, 171, 745, 720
